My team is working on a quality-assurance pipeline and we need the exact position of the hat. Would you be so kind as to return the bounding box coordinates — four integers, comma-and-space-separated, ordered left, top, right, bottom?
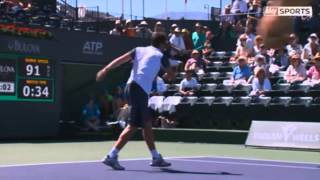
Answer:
125, 19, 132, 24
239, 34, 248, 40
195, 22, 202, 27
225, 5, 231, 9
309, 33, 318, 39
156, 21, 162, 25
237, 56, 247, 62
139, 20, 148, 26
191, 49, 200, 55
289, 33, 296, 38
253, 0, 260, 6
255, 54, 266, 61
173, 27, 181, 33
115, 19, 121, 25
171, 23, 178, 28
181, 28, 189, 33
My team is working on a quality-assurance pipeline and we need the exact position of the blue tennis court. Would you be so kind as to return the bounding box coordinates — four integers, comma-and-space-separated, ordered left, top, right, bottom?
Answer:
0, 156, 319, 180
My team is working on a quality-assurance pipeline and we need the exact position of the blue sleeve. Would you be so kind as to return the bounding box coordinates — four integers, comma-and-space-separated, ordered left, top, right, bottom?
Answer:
232, 67, 237, 79
161, 50, 171, 69
245, 66, 252, 79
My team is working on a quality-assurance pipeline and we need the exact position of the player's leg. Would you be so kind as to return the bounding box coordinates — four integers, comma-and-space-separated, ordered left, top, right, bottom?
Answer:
142, 119, 171, 167
113, 124, 138, 150
103, 83, 139, 170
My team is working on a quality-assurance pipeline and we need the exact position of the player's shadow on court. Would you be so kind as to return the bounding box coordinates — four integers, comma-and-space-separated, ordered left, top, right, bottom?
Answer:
126, 168, 242, 176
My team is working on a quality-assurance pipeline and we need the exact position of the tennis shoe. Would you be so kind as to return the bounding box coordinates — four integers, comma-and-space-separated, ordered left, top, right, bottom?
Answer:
150, 154, 171, 167
102, 155, 125, 170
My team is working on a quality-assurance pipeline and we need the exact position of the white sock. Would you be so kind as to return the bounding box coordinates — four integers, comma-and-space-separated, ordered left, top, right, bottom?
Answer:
150, 149, 161, 159
108, 147, 120, 158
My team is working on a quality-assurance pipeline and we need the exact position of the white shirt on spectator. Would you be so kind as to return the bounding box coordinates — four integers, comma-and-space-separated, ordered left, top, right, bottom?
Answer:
231, 0, 248, 14
179, 78, 198, 91
286, 44, 303, 56
170, 34, 186, 51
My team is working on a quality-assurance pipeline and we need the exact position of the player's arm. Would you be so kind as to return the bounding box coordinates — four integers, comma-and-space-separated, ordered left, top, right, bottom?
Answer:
96, 50, 134, 82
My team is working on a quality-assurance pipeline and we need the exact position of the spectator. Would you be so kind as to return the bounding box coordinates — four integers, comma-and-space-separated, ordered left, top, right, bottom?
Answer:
179, 70, 199, 96
192, 22, 206, 51
168, 23, 178, 39
221, 5, 235, 25
253, 35, 263, 54
181, 28, 193, 51
259, 44, 271, 64
284, 53, 307, 84
249, 67, 271, 96
151, 76, 167, 96
233, 20, 246, 37
109, 19, 123, 36
154, 21, 166, 34
231, 0, 248, 14
202, 30, 214, 56
247, 0, 262, 25
169, 27, 186, 53
231, 34, 253, 61
231, 0, 248, 21
231, 56, 252, 83
302, 33, 320, 60
303, 53, 320, 86
185, 50, 210, 76
98, 91, 113, 120
271, 47, 290, 71
286, 33, 303, 56
252, 54, 269, 74
123, 19, 136, 37
136, 20, 153, 39
82, 97, 101, 131
245, 20, 256, 40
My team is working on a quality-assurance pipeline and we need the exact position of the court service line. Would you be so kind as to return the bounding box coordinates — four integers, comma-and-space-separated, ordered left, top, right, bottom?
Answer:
173, 159, 320, 170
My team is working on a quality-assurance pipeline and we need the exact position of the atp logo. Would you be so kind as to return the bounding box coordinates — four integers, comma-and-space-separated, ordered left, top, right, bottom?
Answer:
82, 41, 103, 56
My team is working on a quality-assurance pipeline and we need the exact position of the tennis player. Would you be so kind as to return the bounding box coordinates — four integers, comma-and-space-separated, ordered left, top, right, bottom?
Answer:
96, 32, 171, 170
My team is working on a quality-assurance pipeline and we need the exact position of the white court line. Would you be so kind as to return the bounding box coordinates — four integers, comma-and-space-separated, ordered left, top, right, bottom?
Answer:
0, 155, 318, 169
172, 159, 320, 170
0, 156, 207, 168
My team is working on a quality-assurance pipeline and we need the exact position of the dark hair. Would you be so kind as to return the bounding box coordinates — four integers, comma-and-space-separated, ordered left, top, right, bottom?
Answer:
151, 32, 167, 48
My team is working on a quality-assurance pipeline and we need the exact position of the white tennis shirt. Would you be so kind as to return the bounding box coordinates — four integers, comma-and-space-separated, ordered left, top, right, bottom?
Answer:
127, 46, 169, 95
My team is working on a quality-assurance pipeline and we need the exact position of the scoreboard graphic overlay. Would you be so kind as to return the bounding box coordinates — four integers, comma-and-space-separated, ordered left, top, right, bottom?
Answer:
0, 53, 54, 102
